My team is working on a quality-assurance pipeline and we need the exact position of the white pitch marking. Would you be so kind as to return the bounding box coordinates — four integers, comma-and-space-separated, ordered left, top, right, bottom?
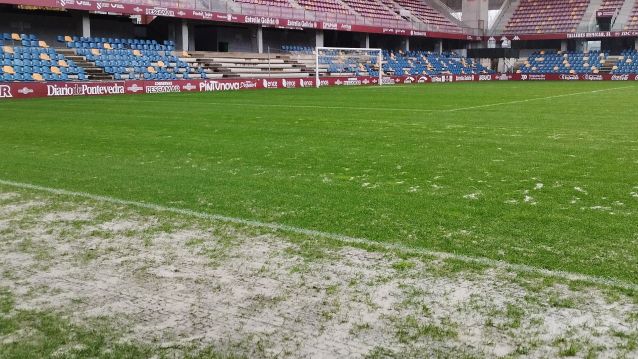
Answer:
58, 85, 634, 114
443, 85, 635, 112
83, 100, 440, 113
0, 178, 636, 292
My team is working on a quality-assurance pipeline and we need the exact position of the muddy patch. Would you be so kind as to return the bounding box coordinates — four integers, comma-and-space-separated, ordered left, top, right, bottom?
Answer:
0, 188, 636, 358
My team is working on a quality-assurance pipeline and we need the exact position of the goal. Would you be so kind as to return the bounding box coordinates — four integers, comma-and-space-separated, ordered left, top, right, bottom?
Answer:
315, 47, 384, 88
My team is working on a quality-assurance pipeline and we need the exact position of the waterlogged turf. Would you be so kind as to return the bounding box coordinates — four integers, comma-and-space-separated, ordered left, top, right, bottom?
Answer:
1, 82, 637, 282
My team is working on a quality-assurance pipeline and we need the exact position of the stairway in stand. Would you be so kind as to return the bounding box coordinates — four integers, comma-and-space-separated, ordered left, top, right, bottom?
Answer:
56, 48, 113, 81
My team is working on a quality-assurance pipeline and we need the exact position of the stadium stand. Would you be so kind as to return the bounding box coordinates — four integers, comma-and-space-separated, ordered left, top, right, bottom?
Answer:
611, 49, 638, 73
282, 45, 314, 55
284, 46, 493, 76
599, 0, 626, 14
341, 0, 401, 20
382, 50, 493, 76
309, 48, 381, 76
234, 0, 294, 8
58, 36, 219, 80
4, 1, 638, 87
504, 0, 589, 34
379, 0, 405, 18
184, 51, 313, 78
1, 33, 86, 81
231, 0, 462, 31
0, 30, 497, 83
625, 0, 638, 30
296, 0, 352, 15
391, 0, 461, 30
519, 50, 609, 74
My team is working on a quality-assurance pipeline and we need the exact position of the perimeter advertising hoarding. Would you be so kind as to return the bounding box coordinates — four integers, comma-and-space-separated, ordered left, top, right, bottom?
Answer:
1, 74, 636, 100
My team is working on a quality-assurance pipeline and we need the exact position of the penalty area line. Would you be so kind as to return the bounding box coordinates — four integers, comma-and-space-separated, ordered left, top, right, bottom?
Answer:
1, 178, 636, 292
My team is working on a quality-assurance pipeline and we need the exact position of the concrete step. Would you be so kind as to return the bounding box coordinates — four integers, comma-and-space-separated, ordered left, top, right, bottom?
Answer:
196, 58, 286, 64
88, 74, 114, 80
84, 68, 106, 74
57, 48, 114, 80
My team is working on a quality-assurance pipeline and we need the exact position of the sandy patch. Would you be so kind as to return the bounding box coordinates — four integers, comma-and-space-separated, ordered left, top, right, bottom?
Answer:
0, 190, 636, 358
97, 218, 158, 232
0, 192, 21, 201
42, 210, 95, 222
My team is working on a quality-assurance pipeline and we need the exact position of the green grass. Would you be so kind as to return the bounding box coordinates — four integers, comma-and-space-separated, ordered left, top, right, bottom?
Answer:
1, 82, 637, 282
394, 315, 457, 343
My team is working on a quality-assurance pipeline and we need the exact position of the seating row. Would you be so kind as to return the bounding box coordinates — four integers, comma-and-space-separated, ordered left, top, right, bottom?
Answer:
610, 49, 638, 74
1, 39, 86, 82
233, 0, 461, 30
520, 50, 608, 74
505, 0, 589, 34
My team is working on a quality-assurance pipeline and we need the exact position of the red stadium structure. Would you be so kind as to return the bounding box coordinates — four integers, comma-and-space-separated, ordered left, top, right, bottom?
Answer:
2, 0, 638, 99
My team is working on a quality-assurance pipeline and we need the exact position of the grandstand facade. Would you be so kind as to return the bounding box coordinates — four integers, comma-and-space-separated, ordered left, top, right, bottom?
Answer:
2, 0, 638, 98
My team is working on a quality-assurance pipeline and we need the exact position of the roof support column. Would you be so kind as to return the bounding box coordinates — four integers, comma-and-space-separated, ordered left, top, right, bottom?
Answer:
82, 14, 91, 38
316, 30, 324, 48
462, 0, 488, 33
257, 25, 264, 54
180, 19, 190, 51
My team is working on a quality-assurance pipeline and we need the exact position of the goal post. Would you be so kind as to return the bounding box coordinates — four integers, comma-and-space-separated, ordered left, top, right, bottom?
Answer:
315, 47, 384, 88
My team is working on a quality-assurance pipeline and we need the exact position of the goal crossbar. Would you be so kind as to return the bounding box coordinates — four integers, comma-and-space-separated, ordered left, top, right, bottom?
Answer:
315, 47, 384, 88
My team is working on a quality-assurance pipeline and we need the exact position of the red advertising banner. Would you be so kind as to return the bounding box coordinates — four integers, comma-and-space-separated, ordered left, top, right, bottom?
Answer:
488, 30, 638, 41
1, 73, 637, 100
514, 73, 638, 81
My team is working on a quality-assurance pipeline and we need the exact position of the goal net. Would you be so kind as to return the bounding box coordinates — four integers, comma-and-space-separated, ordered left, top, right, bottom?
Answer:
315, 47, 384, 88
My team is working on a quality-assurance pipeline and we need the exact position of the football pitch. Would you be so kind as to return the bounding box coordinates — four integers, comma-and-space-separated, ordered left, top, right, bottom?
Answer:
1, 81, 638, 357
2, 82, 637, 282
